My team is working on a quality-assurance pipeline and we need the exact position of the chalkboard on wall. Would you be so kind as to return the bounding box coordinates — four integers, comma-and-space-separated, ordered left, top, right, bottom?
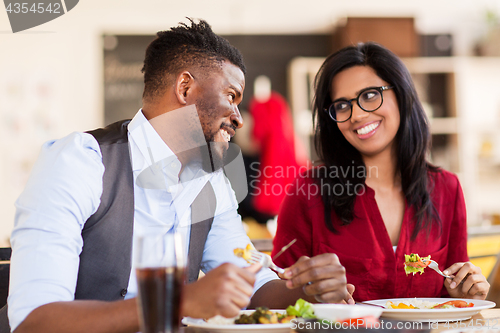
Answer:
103, 34, 331, 124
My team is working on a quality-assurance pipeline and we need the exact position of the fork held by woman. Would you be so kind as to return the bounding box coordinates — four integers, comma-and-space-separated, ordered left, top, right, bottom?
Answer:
422, 259, 452, 279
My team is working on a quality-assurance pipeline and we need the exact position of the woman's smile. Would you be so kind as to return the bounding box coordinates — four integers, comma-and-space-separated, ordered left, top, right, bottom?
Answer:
354, 120, 381, 138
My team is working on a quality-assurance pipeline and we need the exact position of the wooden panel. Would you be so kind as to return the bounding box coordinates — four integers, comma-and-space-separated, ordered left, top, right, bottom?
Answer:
334, 17, 419, 57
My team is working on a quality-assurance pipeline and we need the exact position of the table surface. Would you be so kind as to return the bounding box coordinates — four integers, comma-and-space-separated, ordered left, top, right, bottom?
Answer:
180, 308, 500, 333
431, 308, 500, 332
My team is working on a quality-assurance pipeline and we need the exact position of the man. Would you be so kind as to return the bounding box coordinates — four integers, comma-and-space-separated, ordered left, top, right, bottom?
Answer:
6, 19, 352, 333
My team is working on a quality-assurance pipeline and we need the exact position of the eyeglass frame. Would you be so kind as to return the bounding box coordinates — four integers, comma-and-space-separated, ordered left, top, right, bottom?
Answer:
324, 85, 394, 123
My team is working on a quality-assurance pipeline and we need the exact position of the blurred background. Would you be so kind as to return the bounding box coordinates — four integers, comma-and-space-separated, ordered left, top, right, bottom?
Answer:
1, 0, 500, 275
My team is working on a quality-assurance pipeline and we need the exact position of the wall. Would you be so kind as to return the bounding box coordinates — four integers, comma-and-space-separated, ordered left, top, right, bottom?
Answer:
0, 0, 499, 245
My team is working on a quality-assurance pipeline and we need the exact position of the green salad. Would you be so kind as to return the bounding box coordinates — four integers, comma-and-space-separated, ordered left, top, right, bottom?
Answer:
404, 253, 431, 275
234, 298, 316, 325
286, 298, 316, 319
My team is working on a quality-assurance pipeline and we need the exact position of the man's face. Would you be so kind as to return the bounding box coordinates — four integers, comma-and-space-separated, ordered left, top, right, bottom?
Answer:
194, 61, 245, 171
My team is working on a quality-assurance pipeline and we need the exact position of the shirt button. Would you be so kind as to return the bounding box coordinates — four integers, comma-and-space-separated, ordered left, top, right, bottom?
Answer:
170, 162, 177, 168
120, 288, 127, 297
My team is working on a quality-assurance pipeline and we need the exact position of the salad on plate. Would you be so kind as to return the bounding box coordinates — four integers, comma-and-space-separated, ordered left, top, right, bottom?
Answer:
386, 299, 474, 309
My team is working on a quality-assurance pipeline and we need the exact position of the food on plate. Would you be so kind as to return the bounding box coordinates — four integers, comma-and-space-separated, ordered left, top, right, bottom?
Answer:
233, 244, 253, 263
285, 298, 316, 319
203, 298, 382, 327
404, 253, 431, 275
234, 307, 295, 324
233, 298, 314, 325
386, 301, 416, 309
385, 299, 474, 309
339, 316, 379, 328
432, 300, 474, 309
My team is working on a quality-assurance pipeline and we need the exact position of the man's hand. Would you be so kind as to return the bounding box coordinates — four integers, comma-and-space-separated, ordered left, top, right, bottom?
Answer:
181, 263, 260, 319
340, 284, 356, 304
282, 253, 349, 303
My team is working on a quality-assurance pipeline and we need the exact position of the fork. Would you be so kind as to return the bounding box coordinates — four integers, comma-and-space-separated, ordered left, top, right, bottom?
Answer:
423, 259, 452, 279
248, 250, 285, 274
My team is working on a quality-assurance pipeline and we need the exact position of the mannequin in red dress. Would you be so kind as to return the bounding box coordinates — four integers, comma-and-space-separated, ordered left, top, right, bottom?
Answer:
249, 76, 308, 217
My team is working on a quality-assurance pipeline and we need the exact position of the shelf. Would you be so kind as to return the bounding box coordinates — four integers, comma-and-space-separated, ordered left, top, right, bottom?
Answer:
430, 117, 458, 134
402, 57, 455, 73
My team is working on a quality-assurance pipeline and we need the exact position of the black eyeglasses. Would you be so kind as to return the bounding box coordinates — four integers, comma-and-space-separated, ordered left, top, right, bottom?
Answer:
325, 86, 394, 123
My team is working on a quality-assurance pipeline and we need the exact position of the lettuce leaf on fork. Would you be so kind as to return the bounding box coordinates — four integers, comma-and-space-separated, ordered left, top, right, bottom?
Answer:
404, 253, 431, 275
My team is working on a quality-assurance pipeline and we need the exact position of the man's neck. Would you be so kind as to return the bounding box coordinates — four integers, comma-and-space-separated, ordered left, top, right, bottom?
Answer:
143, 104, 207, 168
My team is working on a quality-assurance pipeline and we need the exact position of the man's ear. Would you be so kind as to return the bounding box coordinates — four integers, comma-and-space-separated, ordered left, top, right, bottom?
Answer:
175, 71, 195, 105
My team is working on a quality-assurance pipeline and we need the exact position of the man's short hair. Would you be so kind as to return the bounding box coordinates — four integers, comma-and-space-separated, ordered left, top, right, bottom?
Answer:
141, 18, 246, 101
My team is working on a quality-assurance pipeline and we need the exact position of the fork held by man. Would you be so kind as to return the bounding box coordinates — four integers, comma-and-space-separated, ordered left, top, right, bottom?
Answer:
249, 250, 285, 274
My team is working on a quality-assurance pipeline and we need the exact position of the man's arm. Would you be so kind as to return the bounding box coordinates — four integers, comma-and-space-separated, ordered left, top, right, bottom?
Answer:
249, 280, 314, 309
9, 133, 105, 331
14, 300, 139, 333
198, 176, 281, 300
14, 262, 262, 333
249, 254, 355, 309
15, 262, 261, 333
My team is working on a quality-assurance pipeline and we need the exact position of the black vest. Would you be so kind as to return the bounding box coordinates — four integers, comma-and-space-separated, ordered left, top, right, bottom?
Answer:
0, 120, 216, 333
74, 120, 215, 300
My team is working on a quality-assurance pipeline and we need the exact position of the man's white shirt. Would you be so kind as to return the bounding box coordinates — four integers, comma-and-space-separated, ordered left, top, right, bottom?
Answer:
8, 110, 278, 331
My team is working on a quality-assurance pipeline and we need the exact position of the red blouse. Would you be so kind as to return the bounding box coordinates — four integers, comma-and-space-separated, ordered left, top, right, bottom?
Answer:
272, 169, 469, 301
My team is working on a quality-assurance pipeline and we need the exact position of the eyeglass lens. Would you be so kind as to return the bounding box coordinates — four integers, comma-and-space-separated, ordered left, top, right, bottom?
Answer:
330, 88, 383, 122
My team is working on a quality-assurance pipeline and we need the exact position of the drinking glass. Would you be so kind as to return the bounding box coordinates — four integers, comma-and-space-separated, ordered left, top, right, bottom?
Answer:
135, 232, 186, 333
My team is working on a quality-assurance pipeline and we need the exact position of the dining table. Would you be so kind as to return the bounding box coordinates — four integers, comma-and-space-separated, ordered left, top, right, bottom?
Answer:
179, 308, 500, 333
431, 308, 500, 332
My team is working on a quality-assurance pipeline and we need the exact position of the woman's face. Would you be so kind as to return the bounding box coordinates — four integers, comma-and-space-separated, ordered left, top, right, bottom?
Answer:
331, 65, 400, 159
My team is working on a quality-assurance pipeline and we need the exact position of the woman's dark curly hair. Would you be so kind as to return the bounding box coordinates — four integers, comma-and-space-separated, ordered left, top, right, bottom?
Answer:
312, 42, 440, 239
141, 18, 245, 101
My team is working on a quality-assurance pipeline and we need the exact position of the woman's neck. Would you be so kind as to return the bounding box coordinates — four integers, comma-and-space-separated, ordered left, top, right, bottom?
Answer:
363, 147, 400, 191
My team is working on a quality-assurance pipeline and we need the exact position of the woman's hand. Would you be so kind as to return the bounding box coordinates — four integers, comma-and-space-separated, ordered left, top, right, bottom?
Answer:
443, 262, 489, 299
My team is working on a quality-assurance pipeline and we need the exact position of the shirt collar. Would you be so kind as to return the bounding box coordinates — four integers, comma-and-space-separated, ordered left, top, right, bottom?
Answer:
128, 109, 180, 175
128, 109, 215, 222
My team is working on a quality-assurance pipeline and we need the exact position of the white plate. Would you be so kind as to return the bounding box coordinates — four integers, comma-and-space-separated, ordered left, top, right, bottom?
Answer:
182, 310, 293, 333
363, 298, 496, 322
313, 303, 383, 321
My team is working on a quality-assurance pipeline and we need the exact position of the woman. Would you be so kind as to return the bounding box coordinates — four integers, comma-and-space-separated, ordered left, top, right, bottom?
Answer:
272, 42, 489, 302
